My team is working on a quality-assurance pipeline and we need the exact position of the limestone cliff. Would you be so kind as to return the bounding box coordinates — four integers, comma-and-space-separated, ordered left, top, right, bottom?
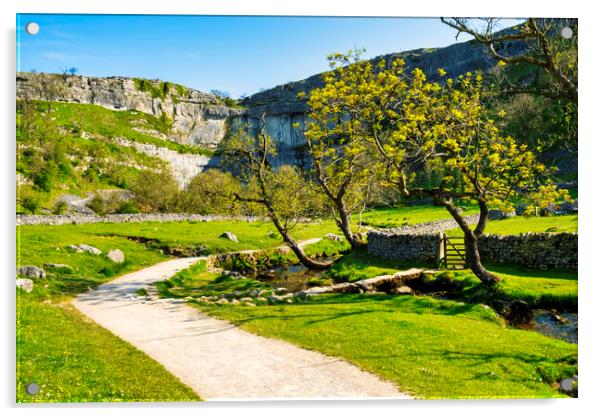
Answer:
16, 73, 244, 148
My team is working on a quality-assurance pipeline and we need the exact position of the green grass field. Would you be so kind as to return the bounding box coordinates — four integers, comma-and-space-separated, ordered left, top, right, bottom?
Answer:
16, 295, 199, 403
447, 214, 578, 236
197, 294, 577, 399
16, 217, 340, 401
356, 204, 479, 228
16, 207, 579, 401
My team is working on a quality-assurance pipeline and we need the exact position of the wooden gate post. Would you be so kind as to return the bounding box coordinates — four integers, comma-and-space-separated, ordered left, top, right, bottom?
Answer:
436, 232, 445, 269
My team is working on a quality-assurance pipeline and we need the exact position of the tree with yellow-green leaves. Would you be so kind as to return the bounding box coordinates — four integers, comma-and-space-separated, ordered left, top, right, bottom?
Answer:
307, 50, 570, 285
221, 117, 331, 270
300, 51, 386, 248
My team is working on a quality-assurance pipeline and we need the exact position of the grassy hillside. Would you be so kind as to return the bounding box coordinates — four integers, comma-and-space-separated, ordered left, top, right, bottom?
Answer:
16, 100, 211, 213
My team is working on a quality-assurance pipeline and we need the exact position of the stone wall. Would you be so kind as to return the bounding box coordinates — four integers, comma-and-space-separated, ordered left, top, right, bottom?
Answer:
17, 213, 263, 226
478, 233, 577, 270
367, 230, 577, 270
367, 232, 442, 264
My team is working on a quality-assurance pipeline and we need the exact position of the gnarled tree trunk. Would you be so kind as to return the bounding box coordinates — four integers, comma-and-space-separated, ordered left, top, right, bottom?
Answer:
337, 203, 366, 249
443, 197, 501, 286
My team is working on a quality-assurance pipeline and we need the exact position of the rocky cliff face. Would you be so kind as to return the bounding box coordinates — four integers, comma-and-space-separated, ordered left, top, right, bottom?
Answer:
16, 73, 244, 148
234, 36, 526, 166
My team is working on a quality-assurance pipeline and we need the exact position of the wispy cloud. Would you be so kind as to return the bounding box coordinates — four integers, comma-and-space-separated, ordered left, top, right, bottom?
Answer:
40, 51, 66, 60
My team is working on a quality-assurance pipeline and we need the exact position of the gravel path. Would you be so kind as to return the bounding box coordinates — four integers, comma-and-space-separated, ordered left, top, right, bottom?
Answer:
72, 257, 410, 400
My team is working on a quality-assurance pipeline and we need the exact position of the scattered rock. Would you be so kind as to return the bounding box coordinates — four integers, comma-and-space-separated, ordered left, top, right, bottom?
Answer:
277, 246, 292, 255
16, 278, 34, 293
488, 209, 517, 220
324, 233, 343, 242
243, 302, 256, 307
219, 232, 239, 242
216, 298, 230, 305
505, 300, 533, 326
558, 200, 578, 215
275, 287, 289, 294
394, 286, 414, 295
224, 271, 244, 279
67, 244, 102, 255
240, 297, 254, 303
230, 299, 241, 305
267, 294, 293, 303
549, 309, 569, 324
17, 265, 46, 279
107, 249, 125, 263
43, 263, 73, 271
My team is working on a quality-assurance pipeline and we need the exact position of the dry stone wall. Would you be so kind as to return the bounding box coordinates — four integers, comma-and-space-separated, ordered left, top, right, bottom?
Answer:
368, 229, 577, 270
17, 213, 263, 226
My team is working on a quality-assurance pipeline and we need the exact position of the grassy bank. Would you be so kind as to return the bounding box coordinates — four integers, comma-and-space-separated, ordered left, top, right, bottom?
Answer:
196, 294, 577, 399
429, 266, 578, 310
16, 295, 199, 403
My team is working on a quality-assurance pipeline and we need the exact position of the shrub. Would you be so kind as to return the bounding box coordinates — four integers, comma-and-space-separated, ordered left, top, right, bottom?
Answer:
21, 195, 40, 214
52, 200, 68, 215
131, 169, 180, 213
86, 194, 107, 215
116, 201, 139, 214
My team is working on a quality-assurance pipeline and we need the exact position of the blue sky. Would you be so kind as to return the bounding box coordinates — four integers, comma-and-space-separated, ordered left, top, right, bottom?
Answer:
17, 14, 520, 97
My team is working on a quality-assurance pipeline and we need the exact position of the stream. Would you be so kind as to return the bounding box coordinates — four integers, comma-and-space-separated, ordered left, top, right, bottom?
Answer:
243, 262, 332, 292
530, 309, 578, 344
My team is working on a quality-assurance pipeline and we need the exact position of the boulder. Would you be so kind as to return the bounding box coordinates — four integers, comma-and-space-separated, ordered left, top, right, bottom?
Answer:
219, 232, 239, 242
488, 209, 517, 220
216, 298, 230, 305
505, 300, 533, 326
230, 299, 241, 305
107, 249, 125, 263
394, 286, 414, 295
16, 278, 34, 293
558, 200, 578, 215
324, 233, 343, 242
17, 265, 46, 279
67, 244, 102, 255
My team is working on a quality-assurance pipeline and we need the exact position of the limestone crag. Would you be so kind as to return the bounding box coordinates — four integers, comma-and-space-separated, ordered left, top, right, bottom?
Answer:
115, 138, 217, 187
16, 73, 244, 148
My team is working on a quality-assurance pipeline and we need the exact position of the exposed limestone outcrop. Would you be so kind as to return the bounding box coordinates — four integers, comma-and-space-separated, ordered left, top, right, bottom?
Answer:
115, 138, 216, 187
16, 73, 243, 148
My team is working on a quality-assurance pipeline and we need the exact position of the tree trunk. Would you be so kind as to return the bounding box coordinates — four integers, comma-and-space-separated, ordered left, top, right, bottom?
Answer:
266, 201, 332, 270
337, 204, 366, 249
284, 235, 332, 270
442, 197, 501, 286
464, 232, 501, 286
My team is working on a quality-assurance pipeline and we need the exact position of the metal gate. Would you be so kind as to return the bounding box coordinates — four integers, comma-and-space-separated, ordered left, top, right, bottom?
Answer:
443, 234, 467, 269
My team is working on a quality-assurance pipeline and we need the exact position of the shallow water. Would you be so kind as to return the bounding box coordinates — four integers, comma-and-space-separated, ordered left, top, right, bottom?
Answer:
243, 261, 333, 292
531, 309, 578, 344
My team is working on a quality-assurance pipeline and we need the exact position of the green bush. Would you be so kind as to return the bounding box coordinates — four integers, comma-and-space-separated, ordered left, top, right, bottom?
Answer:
21, 196, 40, 214
52, 200, 68, 215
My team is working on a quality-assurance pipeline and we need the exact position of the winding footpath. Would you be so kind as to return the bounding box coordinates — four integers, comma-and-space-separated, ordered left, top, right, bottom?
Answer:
72, 257, 410, 400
